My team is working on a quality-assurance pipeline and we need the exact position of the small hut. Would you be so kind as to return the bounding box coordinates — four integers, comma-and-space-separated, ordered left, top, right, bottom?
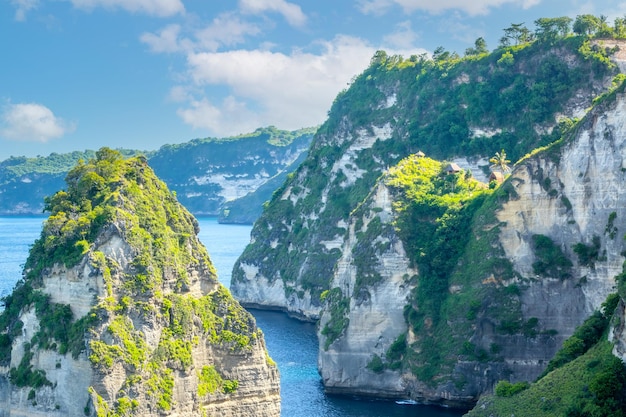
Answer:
416, 150, 425, 158
489, 171, 505, 183
445, 162, 462, 174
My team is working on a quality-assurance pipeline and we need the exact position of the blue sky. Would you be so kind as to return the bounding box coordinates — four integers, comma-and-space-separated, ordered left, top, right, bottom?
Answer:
1, 0, 624, 160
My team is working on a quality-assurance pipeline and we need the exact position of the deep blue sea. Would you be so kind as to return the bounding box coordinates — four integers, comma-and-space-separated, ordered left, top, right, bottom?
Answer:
0, 216, 464, 417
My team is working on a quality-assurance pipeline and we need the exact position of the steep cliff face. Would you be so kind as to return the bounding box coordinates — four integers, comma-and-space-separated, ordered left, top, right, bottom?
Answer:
232, 38, 621, 320
231, 36, 626, 408
466, 292, 625, 416
317, 181, 417, 397
317, 83, 626, 407
0, 149, 279, 416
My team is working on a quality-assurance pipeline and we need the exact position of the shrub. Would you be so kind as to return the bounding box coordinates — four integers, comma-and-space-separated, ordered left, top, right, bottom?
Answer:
494, 380, 530, 397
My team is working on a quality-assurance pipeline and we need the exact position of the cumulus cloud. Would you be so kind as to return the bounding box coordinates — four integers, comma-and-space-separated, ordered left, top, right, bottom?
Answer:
0, 103, 75, 142
358, 0, 542, 16
239, 0, 307, 27
177, 96, 260, 137
11, 0, 39, 21
68, 0, 184, 17
176, 35, 378, 135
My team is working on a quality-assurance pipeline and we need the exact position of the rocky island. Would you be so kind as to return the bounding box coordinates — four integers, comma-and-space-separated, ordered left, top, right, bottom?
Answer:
0, 149, 280, 416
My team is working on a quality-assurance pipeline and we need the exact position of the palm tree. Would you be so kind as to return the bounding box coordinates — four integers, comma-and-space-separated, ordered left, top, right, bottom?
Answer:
490, 149, 511, 174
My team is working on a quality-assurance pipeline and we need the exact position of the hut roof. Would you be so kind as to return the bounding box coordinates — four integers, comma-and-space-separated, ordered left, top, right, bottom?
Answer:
445, 163, 462, 173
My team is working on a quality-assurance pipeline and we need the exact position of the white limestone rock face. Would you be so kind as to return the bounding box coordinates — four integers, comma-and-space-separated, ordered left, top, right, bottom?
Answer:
318, 183, 417, 397
498, 93, 626, 326
0, 215, 280, 417
231, 123, 394, 320
316, 91, 626, 406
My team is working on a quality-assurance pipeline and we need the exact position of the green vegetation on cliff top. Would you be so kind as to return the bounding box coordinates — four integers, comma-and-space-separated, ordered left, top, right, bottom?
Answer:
0, 148, 271, 414
0, 126, 315, 223
366, 155, 493, 378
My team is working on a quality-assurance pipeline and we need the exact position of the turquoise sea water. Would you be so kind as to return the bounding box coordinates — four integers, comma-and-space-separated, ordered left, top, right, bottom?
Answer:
0, 216, 464, 417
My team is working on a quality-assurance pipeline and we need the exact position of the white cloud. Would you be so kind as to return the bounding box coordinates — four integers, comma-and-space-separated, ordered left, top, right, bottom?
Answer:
195, 14, 262, 51
383, 20, 419, 50
141, 14, 261, 54
141, 24, 184, 53
177, 35, 377, 135
177, 97, 260, 136
0, 103, 75, 142
11, 0, 39, 21
68, 0, 184, 17
239, 0, 307, 27
358, 0, 542, 16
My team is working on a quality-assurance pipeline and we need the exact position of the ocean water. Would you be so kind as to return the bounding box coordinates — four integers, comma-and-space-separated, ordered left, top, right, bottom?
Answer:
0, 216, 465, 417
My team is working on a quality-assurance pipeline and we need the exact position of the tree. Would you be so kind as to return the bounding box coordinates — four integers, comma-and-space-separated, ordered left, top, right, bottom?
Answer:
614, 16, 626, 38
597, 14, 615, 38
465, 37, 488, 56
489, 149, 511, 174
500, 23, 533, 47
370, 50, 388, 67
535, 17, 572, 43
573, 14, 601, 36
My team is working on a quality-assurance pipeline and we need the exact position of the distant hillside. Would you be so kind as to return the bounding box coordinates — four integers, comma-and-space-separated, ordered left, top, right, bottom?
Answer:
218, 150, 309, 224
0, 127, 314, 223
149, 126, 313, 218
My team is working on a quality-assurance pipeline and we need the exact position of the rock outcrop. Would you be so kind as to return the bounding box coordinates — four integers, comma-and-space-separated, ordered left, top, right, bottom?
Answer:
0, 149, 280, 416
231, 38, 621, 321
231, 37, 626, 407
318, 82, 626, 408
317, 181, 417, 397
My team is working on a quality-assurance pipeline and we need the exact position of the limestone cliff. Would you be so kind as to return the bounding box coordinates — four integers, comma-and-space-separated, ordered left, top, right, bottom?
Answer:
232, 37, 621, 320
231, 35, 626, 408
318, 79, 626, 408
0, 149, 280, 416
317, 180, 417, 398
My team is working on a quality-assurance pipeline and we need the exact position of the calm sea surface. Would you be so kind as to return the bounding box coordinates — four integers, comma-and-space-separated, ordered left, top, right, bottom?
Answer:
0, 216, 464, 417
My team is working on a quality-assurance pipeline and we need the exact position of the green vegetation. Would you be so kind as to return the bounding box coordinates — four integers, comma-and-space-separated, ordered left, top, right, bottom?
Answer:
467, 294, 625, 417
489, 149, 511, 174
197, 365, 239, 396
531, 234, 573, 279
494, 380, 530, 397
383, 155, 490, 379
0, 127, 314, 224
234, 16, 621, 320
149, 126, 314, 217
0, 148, 274, 413
573, 235, 603, 267
540, 293, 619, 377
606, 211, 618, 239
320, 287, 350, 350
9, 344, 52, 388
227, 14, 626, 401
